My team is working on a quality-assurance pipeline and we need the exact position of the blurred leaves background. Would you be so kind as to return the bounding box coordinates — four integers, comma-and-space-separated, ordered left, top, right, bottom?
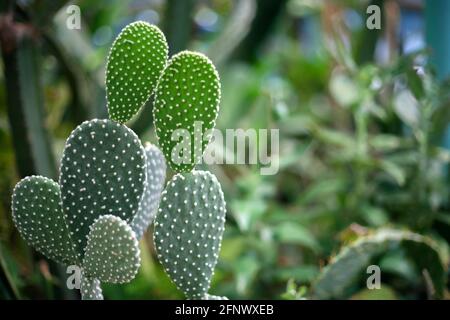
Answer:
0, 0, 449, 300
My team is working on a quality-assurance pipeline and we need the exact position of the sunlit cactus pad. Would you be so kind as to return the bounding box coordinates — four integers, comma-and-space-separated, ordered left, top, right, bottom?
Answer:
11, 176, 77, 265
59, 119, 146, 257
106, 21, 168, 123
154, 171, 226, 299
154, 51, 221, 172
83, 215, 141, 283
131, 143, 166, 239
80, 272, 103, 300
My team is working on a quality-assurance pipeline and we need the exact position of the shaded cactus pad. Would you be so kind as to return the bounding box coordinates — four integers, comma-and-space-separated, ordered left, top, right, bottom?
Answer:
83, 215, 141, 283
106, 21, 168, 123
131, 143, 167, 239
59, 119, 146, 258
154, 51, 221, 172
154, 171, 226, 299
11, 176, 77, 265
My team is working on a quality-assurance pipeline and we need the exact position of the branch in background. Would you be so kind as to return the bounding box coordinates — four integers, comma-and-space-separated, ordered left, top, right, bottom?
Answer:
164, 0, 195, 55
0, 14, 57, 179
207, 0, 256, 67
43, 32, 94, 124
232, 0, 288, 63
352, 0, 383, 65
25, 0, 71, 26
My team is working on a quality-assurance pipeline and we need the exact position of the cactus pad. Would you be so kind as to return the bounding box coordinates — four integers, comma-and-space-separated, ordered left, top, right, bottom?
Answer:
106, 21, 168, 123
131, 143, 167, 239
154, 51, 221, 172
80, 272, 103, 300
11, 176, 77, 265
60, 119, 146, 258
83, 215, 141, 283
154, 171, 226, 299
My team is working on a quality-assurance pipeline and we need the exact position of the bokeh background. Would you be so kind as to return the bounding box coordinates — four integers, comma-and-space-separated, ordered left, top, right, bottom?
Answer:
0, 0, 449, 300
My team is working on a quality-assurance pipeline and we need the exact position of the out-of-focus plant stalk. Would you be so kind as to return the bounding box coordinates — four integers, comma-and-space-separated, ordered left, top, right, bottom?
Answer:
0, 13, 57, 179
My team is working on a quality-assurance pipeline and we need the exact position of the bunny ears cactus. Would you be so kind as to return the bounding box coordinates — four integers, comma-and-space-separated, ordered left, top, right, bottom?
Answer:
12, 119, 150, 299
11, 20, 225, 301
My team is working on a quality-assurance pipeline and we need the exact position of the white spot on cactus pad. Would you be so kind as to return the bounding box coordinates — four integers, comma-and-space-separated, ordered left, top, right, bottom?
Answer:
131, 143, 167, 239
59, 119, 146, 258
11, 176, 77, 265
83, 215, 140, 284
154, 170, 226, 299
153, 50, 221, 172
106, 21, 168, 123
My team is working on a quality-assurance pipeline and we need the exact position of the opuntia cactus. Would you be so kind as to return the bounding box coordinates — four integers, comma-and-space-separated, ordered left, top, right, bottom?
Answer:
11, 20, 226, 301
12, 119, 149, 299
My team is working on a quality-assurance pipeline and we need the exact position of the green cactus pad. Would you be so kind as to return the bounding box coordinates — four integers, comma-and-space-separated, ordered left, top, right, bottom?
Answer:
83, 215, 141, 283
154, 51, 221, 172
106, 21, 168, 123
131, 143, 166, 239
154, 171, 226, 299
311, 228, 446, 299
11, 176, 77, 265
80, 272, 103, 300
60, 119, 146, 258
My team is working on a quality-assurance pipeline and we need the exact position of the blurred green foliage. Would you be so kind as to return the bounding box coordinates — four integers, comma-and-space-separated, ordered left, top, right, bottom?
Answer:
0, 0, 449, 300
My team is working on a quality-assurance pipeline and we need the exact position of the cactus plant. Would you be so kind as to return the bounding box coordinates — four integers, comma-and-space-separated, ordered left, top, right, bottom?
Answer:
10, 20, 226, 301
11, 119, 149, 299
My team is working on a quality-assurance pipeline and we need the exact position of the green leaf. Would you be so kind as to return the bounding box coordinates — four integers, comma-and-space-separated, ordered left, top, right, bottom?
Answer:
131, 143, 166, 239
83, 215, 140, 283
273, 222, 320, 253
59, 119, 146, 258
311, 229, 446, 299
11, 176, 77, 265
154, 171, 226, 299
106, 21, 168, 123
154, 51, 221, 172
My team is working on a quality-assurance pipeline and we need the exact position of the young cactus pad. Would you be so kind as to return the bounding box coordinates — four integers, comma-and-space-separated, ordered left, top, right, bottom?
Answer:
154, 51, 221, 172
80, 272, 103, 300
106, 21, 168, 123
83, 215, 141, 283
131, 143, 167, 239
11, 176, 77, 265
154, 171, 226, 299
59, 119, 146, 258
